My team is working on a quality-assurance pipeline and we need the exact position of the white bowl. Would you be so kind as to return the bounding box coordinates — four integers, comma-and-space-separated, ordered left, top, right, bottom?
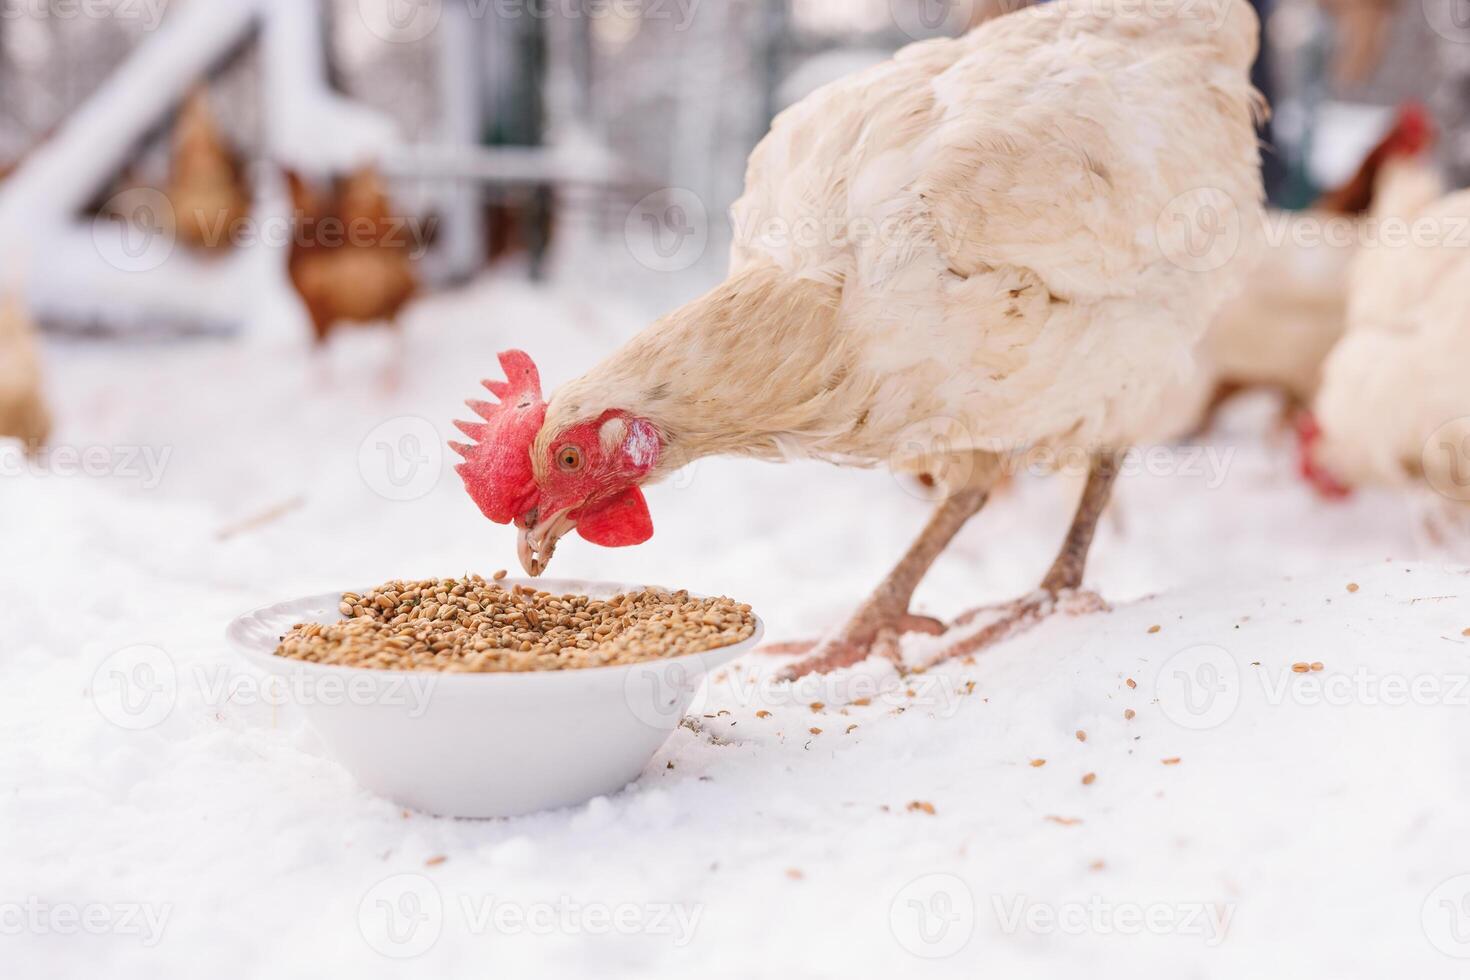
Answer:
225, 579, 763, 817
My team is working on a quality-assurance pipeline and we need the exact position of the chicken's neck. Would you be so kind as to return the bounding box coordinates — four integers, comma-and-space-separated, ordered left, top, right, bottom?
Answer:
547, 261, 866, 478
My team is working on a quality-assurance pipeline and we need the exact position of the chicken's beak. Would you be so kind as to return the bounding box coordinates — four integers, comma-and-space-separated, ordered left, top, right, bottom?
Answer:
517, 506, 576, 577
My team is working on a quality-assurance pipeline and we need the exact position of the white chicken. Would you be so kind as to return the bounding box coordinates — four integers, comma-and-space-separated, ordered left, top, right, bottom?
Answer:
1193, 212, 1356, 414
1177, 105, 1438, 436
453, 0, 1265, 677
1309, 159, 1470, 543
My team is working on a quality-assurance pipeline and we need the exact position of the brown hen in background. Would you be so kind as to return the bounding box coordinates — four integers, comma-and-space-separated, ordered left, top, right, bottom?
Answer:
167, 89, 250, 253
0, 293, 50, 454
284, 167, 418, 345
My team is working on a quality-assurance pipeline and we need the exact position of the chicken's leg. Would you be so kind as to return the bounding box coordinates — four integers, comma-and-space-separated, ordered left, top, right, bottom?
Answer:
766, 483, 991, 680
929, 449, 1121, 666
1038, 449, 1120, 595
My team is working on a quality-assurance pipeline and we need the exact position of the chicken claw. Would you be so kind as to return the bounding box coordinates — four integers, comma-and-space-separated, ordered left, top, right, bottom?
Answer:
762, 613, 945, 680
760, 483, 991, 681
925, 589, 1109, 668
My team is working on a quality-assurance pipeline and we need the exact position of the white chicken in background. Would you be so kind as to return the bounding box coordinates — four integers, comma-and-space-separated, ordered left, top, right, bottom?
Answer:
1308, 159, 1470, 547
0, 292, 50, 454
1174, 105, 1439, 437
1196, 213, 1353, 409
453, 0, 1265, 677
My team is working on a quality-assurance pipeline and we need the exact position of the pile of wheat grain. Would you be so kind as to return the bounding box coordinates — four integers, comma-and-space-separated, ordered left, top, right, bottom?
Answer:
273, 574, 756, 672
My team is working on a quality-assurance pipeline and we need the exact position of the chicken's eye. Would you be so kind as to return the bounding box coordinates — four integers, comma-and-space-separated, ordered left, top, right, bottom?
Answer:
557, 445, 585, 473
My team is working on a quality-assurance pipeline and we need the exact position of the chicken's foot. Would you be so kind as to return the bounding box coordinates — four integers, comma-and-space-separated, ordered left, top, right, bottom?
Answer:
926, 450, 1121, 667
765, 484, 991, 680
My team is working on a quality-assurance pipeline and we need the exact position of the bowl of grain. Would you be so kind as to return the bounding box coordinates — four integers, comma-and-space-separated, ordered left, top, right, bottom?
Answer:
226, 575, 762, 818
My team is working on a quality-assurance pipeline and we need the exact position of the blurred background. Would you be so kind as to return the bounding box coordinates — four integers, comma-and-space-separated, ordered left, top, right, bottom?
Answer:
8, 9, 1470, 977
0, 0, 1464, 596
0, 0, 1460, 345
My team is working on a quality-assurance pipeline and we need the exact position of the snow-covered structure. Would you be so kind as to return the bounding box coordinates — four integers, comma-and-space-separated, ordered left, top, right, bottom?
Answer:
0, 0, 1020, 335
0, 0, 636, 337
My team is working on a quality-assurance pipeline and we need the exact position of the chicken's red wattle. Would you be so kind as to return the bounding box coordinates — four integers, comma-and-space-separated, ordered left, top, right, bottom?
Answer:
574, 486, 654, 547
1295, 412, 1353, 500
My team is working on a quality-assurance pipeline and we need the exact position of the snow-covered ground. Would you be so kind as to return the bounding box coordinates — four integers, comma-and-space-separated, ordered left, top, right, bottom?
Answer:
3, 277, 1468, 979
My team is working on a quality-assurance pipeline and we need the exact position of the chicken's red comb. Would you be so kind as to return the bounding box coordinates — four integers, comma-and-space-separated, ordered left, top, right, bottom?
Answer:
451, 350, 547, 524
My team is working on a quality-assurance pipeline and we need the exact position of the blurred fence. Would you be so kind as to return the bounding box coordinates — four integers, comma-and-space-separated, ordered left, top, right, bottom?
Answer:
0, 0, 1435, 332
